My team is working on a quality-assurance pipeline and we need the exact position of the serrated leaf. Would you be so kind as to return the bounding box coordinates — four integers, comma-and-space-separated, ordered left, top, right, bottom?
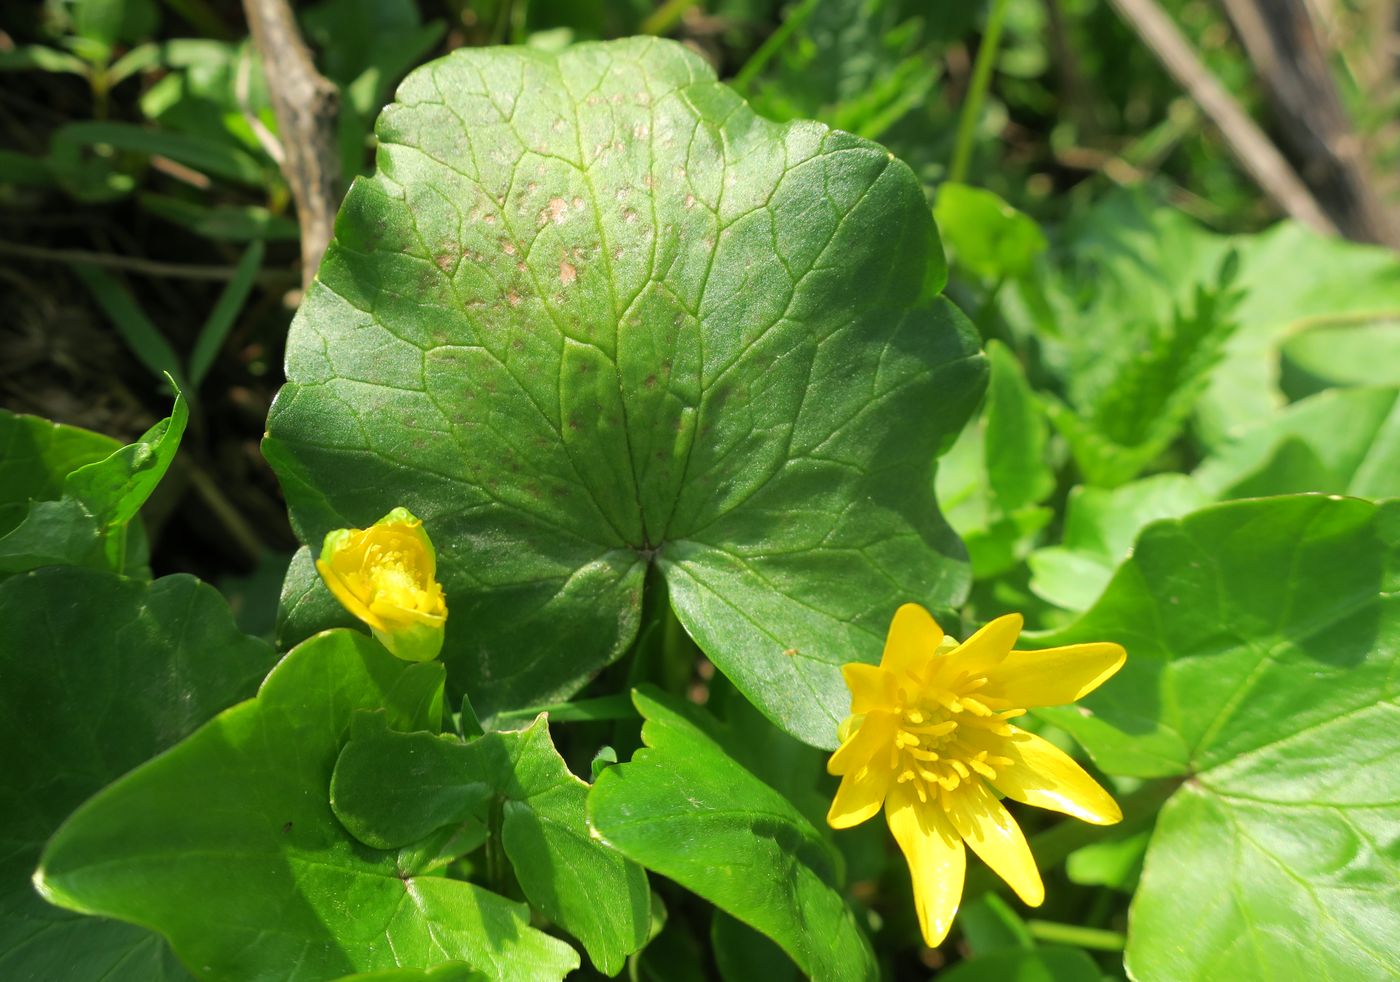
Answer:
587, 686, 876, 982
0, 568, 273, 981
332, 714, 649, 974
262, 37, 984, 748
36, 631, 579, 981
1032, 495, 1400, 980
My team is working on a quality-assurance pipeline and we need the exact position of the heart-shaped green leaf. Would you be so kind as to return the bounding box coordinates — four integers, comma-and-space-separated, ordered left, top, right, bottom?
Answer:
36, 631, 580, 981
0, 567, 273, 980
1034, 495, 1400, 980
331, 714, 650, 974
587, 687, 876, 981
262, 37, 984, 748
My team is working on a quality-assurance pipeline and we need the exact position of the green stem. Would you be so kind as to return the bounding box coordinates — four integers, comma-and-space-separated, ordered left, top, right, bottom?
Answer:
1026, 920, 1126, 951
640, 0, 698, 36
732, 0, 821, 92
948, 0, 1011, 185
485, 794, 510, 895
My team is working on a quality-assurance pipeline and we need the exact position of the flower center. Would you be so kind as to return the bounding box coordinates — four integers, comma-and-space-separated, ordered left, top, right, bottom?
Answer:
890, 671, 1025, 807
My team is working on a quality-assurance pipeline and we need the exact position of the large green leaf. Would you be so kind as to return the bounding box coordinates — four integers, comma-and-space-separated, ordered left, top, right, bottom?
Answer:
1034, 495, 1400, 979
0, 568, 274, 981
262, 37, 984, 748
331, 714, 650, 974
36, 631, 580, 981
587, 687, 877, 981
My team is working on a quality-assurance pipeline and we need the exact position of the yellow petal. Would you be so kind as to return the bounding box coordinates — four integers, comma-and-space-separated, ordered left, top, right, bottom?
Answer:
827, 762, 893, 829
945, 780, 1044, 907
315, 559, 386, 631
828, 710, 898, 776
944, 612, 1022, 678
880, 604, 944, 678
982, 642, 1125, 708
842, 662, 896, 715
990, 727, 1122, 825
885, 782, 965, 947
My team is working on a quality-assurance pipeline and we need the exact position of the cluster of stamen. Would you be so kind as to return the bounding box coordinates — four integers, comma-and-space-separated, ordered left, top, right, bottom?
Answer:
890, 670, 1025, 809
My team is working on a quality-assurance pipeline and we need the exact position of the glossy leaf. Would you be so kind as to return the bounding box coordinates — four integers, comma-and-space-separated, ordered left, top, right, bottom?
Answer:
0, 409, 120, 535
588, 687, 876, 981
332, 715, 649, 974
1034, 495, 1400, 979
37, 631, 580, 981
0, 568, 273, 980
262, 37, 984, 747
64, 385, 187, 531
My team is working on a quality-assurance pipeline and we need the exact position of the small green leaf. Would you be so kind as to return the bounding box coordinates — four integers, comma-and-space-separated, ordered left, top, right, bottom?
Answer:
65, 384, 188, 531
331, 715, 650, 974
1195, 386, 1400, 500
936, 946, 1101, 982
1034, 495, 1400, 979
934, 183, 1046, 282
984, 340, 1053, 513
71, 265, 188, 391
37, 631, 579, 981
712, 911, 798, 982
0, 409, 121, 534
263, 37, 985, 748
0, 45, 90, 75
189, 241, 265, 389
1027, 474, 1209, 611
0, 498, 105, 574
1279, 319, 1400, 398
587, 687, 876, 981
0, 568, 273, 980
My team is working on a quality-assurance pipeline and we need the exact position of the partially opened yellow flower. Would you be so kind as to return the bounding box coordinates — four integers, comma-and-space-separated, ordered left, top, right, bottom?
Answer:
827, 604, 1124, 947
316, 507, 447, 662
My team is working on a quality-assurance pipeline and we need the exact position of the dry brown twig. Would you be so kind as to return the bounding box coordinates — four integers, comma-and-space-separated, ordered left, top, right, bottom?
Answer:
1108, 0, 1338, 236
241, 0, 340, 289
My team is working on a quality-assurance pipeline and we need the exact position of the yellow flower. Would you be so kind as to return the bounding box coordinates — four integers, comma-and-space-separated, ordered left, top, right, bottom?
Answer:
827, 604, 1124, 947
315, 507, 447, 662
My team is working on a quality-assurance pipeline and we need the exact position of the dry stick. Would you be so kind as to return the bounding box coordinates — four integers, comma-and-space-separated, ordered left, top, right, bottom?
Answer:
241, 0, 340, 289
0, 240, 297, 283
1219, 0, 1400, 247
1108, 0, 1337, 236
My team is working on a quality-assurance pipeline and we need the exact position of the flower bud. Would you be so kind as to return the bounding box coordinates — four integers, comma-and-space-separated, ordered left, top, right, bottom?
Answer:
315, 507, 447, 662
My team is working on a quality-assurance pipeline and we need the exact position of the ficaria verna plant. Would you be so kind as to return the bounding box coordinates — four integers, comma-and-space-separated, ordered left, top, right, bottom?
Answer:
4, 25, 1400, 982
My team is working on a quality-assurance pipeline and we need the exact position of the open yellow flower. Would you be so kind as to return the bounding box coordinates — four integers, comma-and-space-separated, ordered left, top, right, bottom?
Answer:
827, 604, 1124, 947
316, 507, 447, 662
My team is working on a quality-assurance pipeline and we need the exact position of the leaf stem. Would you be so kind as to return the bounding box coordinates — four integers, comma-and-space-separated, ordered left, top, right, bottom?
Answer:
732, 0, 821, 92
949, 0, 1011, 185
1026, 919, 1126, 951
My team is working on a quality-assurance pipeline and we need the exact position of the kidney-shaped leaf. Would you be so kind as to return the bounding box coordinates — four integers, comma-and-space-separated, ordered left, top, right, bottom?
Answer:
36, 631, 579, 982
262, 37, 984, 748
587, 686, 876, 981
0, 568, 273, 980
1034, 495, 1400, 980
